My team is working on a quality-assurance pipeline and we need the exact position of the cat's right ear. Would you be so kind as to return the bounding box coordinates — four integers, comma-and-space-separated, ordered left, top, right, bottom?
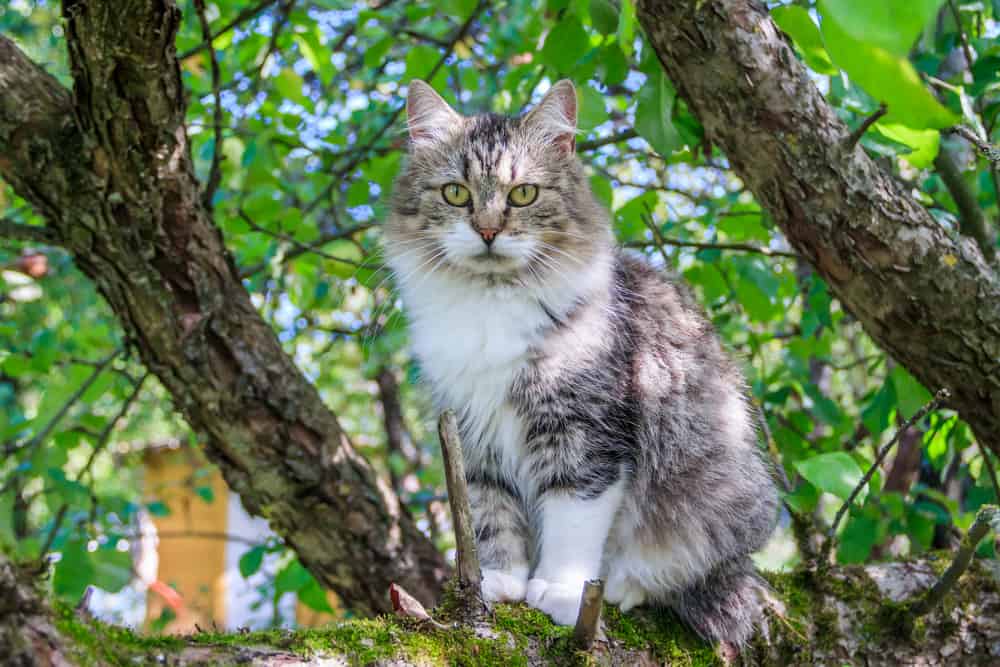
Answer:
406, 80, 461, 148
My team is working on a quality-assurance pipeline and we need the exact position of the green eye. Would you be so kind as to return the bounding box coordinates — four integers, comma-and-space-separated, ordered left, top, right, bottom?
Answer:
508, 184, 539, 207
441, 183, 471, 206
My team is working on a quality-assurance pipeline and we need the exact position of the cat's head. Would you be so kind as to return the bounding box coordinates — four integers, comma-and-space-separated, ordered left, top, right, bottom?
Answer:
384, 80, 611, 287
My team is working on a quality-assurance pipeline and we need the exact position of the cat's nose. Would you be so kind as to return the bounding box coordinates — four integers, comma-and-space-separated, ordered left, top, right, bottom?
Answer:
478, 227, 499, 246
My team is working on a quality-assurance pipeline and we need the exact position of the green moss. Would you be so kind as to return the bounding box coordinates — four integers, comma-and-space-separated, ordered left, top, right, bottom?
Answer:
603, 605, 721, 666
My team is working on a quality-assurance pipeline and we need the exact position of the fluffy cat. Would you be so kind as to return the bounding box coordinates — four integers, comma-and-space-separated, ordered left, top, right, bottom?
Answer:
384, 79, 779, 645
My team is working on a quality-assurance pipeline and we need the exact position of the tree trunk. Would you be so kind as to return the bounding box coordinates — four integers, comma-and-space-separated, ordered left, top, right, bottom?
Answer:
2, 551, 999, 666
636, 0, 1000, 454
0, 1, 446, 614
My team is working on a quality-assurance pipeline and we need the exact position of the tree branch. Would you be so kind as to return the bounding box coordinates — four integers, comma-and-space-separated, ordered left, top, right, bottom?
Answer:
822, 389, 948, 565
934, 146, 996, 262
636, 0, 1000, 457
0, 4, 447, 613
0, 218, 60, 245
193, 0, 224, 211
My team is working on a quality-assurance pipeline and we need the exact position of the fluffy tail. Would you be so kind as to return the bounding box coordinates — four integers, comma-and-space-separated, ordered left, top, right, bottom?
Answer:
669, 555, 777, 647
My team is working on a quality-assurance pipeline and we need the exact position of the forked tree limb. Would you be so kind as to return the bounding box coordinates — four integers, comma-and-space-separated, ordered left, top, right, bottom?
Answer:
0, 2, 447, 613
635, 0, 1000, 457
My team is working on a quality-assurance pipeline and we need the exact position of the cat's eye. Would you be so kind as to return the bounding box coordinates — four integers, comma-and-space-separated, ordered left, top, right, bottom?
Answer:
441, 183, 471, 206
508, 184, 539, 207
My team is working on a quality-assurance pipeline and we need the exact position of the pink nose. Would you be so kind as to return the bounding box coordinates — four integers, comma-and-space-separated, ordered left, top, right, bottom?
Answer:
478, 228, 499, 244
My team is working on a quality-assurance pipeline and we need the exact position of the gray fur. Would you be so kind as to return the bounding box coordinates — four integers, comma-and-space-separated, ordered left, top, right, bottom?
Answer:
384, 80, 779, 645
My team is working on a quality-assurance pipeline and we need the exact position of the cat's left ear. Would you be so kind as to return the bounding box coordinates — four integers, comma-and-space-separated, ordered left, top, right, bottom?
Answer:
406, 80, 462, 148
522, 79, 578, 155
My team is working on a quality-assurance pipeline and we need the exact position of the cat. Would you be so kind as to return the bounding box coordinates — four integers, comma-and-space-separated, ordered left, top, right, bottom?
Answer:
383, 79, 779, 645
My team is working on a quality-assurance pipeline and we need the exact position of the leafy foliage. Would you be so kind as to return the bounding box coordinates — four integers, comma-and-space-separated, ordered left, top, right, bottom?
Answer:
1, 0, 998, 626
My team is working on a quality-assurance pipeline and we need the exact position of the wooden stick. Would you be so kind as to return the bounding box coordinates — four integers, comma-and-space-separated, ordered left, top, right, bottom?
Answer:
911, 505, 998, 616
573, 579, 605, 650
438, 411, 482, 593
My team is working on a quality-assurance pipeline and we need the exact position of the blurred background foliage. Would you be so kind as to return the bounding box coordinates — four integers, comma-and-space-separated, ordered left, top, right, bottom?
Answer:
1, 0, 998, 630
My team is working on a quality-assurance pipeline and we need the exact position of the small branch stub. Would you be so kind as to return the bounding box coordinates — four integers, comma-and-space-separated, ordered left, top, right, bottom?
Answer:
437, 410, 485, 614
911, 504, 998, 617
572, 579, 605, 650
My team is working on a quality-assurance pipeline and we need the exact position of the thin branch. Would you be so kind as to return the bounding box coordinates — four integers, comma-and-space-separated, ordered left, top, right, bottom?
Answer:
437, 410, 484, 614
979, 441, 1000, 502
0, 218, 60, 245
625, 238, 797, 258
934, 148, 996, 262
194, 0, 224, 212
240, 222, 375, 278
178, 0, 280, 60
822, 389, 949, 565
577, 128, 639, 151
639, 208, 673, 268
572, 579, 605, 650
910, 504, 998, 616
238, 210, 362, 269
946, 125, 1000, 164
844, 103, 887, 150
301, 0, 488, 217
40, 373, 148, 557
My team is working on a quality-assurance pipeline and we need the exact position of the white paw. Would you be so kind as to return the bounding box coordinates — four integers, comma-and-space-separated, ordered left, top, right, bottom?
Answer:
525, 578, 583, 626
481, 568, 527, 603
605, 572, 647, 612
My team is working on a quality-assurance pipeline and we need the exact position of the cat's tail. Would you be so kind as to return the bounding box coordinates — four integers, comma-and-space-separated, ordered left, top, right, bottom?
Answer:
669, 555, 782, 648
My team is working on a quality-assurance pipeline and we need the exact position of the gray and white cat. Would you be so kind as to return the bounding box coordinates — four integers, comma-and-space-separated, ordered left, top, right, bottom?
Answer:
384, 79, 779, 645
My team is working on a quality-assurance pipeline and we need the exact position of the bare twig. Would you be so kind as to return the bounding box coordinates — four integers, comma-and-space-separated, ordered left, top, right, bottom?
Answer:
578, 129, 639, 151
437, 410, 483, 609
625, 238, 797, 258
822, 389, 949, 565
979, 442, 1000, 501
910, 505, 998, 616
0, 218, 59, 245
946, 125, 1000, 164
178, 0, 280, 59
238, 209, 362, 269
934, 148, 996, 262
240, 222, 375, 278
572, 579, 605, 650
844, 103, 887, 150
40, 373, 148, 557
194, 0, 224, 212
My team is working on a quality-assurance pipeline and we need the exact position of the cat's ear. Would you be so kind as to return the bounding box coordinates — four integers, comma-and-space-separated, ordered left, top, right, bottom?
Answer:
522, 79, 578, 155
406, 80, 462, 147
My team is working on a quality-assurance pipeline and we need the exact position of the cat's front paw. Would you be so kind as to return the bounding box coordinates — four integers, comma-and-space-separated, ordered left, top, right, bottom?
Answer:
525, 578, 582, 626
481, 568, 528, 603
605, 571, 647, 612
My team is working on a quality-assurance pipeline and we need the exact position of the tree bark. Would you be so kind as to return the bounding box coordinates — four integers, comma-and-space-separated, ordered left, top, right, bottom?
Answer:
0, 2, 446, 613
2, 550, 999, 666
636, 0, 1000, 453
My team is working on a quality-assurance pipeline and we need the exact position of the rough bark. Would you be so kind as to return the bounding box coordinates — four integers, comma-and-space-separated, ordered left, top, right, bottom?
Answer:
2, 550, 999, 666
636, 0, 1000, 453
0, 2, 446, 613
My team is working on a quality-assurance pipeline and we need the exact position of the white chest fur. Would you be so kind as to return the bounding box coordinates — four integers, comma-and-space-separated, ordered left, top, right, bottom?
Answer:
394, 254, 612, 485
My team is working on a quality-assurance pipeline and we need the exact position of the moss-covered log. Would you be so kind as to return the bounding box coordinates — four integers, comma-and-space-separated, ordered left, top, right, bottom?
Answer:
3, 551, 999, 666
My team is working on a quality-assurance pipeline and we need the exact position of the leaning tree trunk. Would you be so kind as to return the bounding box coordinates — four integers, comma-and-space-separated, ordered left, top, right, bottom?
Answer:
636, 0, 1000, 454
2, 550, 999, 666
0, 1, 446, 614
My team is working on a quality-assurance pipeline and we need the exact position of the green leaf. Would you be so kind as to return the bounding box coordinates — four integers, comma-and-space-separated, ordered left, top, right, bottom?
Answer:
405, 45, 440, 81
817, 2, 960, 129
873, 123, 939, 168
274, 559, 312, 596
298, 576, 335, 613
795, 451, 866, 502
273, 69, 306, 105
837, 514, 880, 563
194, 485, 215, 504
819, 0, 944, 57
239, 546, 266, 578
889, 365, 933, 420
541, 17, 590, 73
635, 71, 680, 157
617, 0, 635, 56
577, 84, 608, 131
53, 540, 132, 602
771, 6, 838, 75
589, 0, 618, 34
